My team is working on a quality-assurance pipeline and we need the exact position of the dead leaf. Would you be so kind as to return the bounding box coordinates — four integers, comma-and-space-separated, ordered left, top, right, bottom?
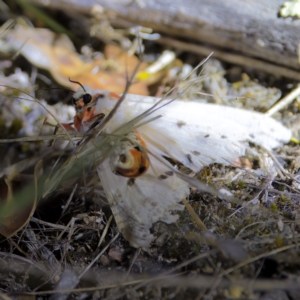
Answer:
0, 160, 42, 238
0, 22, 149, 95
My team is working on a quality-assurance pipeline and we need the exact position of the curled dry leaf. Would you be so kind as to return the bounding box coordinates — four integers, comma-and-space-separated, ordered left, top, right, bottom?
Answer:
0, 160, 42, 238
0, 21, 148, 95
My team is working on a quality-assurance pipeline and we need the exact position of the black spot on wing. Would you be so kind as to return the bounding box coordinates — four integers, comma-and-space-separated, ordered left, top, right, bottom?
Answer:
127, 178, 135, 186
159, 170, 174, 179
165, 171, 174, 176
187, 154, 193, 164
192, 151, 200, 156
177, 120, 186, 128
221, 135, 227, 139
139, 166, 146, 174
205, 134, 209, 138
113, 170, 122, 176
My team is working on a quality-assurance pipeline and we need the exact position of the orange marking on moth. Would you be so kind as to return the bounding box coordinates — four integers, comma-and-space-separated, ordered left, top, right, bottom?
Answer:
115, 130, 150, 178
115, 149, 149, 178
61, 123, 75, 132
134, 130, 147, 148
73, 101, 84, 127
108, 91, 120, 99
82, 107, 96, 122
73, 115, 82, 131
74, 109, 104, 132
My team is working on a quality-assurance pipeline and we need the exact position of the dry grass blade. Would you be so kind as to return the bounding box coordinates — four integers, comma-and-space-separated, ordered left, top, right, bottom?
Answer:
182, 199, 207, 231
0, 149, 51, 178
18, 250, 217, 296
0, 292, 13, 300
0, 133, 82, 143
97, 215, 113, 248
10, 273, 300, 297
266, 84, 300, 116
0, 87, 75, 146
220, 242, 300, 278
78, 232, 120, 279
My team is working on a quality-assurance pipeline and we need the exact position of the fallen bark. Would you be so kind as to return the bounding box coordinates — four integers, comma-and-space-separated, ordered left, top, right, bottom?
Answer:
29, 0, 300, 79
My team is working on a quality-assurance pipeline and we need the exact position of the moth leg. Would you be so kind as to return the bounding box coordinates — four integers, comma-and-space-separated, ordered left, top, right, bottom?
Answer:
55, 122, 75, 134
85, 113, 105, 133
49, 122, 74, 146
77, 113, 106, 146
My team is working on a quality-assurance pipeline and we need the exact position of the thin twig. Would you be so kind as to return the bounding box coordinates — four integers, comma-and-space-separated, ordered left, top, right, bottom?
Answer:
182, 198, 207, 231
0, 292, 13, 300
0, 133, 83, 143
97, 215, 113, 248
31, 217, 72, 231
266, 85, 300, 116
125, 248, 141, 279
221, 242, 300, 277
60, 183, 78, 220
57, 217, 76, 240
78, 232, 120, 279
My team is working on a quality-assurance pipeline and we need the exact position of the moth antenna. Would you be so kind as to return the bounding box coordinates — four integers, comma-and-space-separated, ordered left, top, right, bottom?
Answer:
68, 78, 87, 93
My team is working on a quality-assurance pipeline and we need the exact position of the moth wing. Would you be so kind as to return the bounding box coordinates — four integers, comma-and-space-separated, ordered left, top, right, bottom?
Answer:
89, 90, 291, 149
139, 121, 245, 173
161, 101, 292, 149
122, 95, 291, 172
123, 94, 291, 148
97, 156, 189, 248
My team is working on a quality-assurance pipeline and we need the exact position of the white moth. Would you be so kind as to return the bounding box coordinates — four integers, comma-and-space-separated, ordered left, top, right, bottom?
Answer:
65, 87, 291, 248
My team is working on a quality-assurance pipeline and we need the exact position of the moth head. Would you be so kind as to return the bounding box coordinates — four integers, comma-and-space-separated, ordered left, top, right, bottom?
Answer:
72, 89, 119, 112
